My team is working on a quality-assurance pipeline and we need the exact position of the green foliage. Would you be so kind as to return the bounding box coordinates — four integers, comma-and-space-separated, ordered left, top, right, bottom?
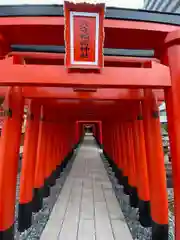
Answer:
161, 123, 168, 134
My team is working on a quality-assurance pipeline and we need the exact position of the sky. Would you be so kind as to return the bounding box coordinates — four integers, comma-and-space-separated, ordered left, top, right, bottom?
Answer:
0, 0, 144, 9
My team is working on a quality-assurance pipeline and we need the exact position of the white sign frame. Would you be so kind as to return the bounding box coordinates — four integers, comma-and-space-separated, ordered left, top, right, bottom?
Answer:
70, 11, 99, 66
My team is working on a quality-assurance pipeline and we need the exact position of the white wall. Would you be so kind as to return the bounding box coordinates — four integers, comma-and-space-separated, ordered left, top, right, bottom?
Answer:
0, 0, 144, 8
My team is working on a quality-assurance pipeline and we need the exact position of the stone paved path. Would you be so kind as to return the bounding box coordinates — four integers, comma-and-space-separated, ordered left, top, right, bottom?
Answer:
40, 135, 132, 240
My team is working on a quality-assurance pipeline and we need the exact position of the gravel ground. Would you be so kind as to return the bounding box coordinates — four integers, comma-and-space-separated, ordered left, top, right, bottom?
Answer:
14, 150, 77, 240
101, 155, 175, 240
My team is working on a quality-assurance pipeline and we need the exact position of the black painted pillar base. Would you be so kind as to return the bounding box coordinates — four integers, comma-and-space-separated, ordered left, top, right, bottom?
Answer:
43, 178, 50, 198
60, 161, 65, 172
99, 144, 103, 149
103, 152, 111, 165
32, 187, 44, 212
109, 159, 114, 168
122, 176, 130, 195
66, 154, 70, 162
103, 150, 107, 158
49, 170, 56, 187
95, 138, 100, 146
116, 169, 123, 185
113, 164, 119, 178
60, 164, 64, 173
114, 165, 118, 176
63, 158, 68, 169
55, 165, 62, 178
54, 167, 59, 179
104, 152, 110, 163
0, 225, 14, 240
63, 151, 73, 167
152, 221, 168, 240
129, 187, 139, 208
18, 201, 32, 232
139, 200, 152, 227
67, 150, 73, 161
107, 158, 113, 168
74, 143, 78, 149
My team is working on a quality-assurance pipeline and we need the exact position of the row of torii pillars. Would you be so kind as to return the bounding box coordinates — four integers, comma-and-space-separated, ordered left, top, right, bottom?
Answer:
0, 91, 87, 239
102, 94, 168, 240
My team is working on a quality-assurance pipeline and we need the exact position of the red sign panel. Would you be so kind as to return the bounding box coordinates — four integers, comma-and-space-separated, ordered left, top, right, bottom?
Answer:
64, 1, 105, 71
73, 16, 96, 63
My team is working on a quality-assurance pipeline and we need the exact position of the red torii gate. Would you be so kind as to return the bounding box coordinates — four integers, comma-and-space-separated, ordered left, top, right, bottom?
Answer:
76, 120, 102, 145
0, 2, 179, 240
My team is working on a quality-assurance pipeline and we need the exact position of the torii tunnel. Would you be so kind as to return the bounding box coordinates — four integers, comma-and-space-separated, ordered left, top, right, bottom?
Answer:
1, 3, 180, 240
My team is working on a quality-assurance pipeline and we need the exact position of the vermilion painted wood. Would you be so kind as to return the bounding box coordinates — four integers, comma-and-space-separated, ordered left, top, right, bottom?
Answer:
120, 124, 129, 179
0, 61, 170, 87
127, 122, 137, 188
132, 103, 150, 203
19, 100, 164, 124
0, 87, 24, 231
116, 123, 124, 172
165, 30, 180, 240
143, 90, 168, 225
0, 86, 164, 101
23, 87, 143, 99
0, 17, 179, 54
19, 100, 41, 203
34, 106, 46, 190
44, 121, 52, 181
9, 52, 158, 67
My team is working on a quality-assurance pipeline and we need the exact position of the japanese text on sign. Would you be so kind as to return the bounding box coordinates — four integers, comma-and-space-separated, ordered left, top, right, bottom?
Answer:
79, 21, 90, 58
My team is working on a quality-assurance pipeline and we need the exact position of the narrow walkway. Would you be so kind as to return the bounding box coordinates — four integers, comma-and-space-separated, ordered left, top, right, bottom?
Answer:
41, 136, 133, 240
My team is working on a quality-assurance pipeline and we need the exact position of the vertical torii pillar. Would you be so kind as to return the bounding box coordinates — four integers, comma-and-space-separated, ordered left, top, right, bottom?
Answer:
127, 121, 138, 208
113, 123, 121, 180
143, 90, 168, 240
0, 87, 24, 239
99, 121, 103, 147
111, 124, 119, 175
165, 30, 180, 240
50, 118, 58, 185
114, 123, 123, 184
18, 100, 40, 232
75, 121, 79, 147
33, 105, 47, 212
132, 102, 151, 227
121, 122, 131, 195
44, 117, 53, 193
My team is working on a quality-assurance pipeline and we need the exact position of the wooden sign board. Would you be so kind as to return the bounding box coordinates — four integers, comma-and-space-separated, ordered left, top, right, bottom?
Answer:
64, 1, 105, 71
